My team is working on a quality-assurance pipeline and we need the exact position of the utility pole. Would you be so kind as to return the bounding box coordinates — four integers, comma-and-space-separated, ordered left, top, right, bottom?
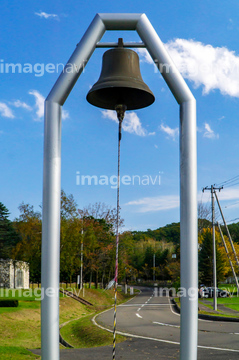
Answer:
203, 185, 223, 311
214, 191, 239, 270
80, 228, 83, 291
153, 253, 155, 282
217, 222, 239, 290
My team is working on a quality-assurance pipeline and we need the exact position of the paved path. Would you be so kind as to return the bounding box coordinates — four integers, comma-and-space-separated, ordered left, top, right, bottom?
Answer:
32, 288, 239, 359
199, 298, 239, 315
31, 337, 239, 359
97, 288, 239, 352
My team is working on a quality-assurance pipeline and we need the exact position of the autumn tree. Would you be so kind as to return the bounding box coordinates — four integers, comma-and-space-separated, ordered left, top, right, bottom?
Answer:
12, 203, 42, 283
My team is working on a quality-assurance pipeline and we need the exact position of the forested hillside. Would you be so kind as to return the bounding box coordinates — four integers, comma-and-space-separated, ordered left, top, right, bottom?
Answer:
1, 192, 239, 287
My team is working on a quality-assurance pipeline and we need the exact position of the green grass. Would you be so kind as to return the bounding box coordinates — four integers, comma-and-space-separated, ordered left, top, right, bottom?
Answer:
0, 286, 135, 358
0, 288, 41, 301
218, 284, 239, 296
0, 293, 89, 350
199, 310, 239, 318
60, 288, 135, 348
60, 313, 126, 348
0, 347, 40, 359
206, 296, 239, 312
176, 296, 239, 316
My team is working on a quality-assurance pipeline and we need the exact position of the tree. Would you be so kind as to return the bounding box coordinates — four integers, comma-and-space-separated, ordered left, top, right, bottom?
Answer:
0, 202, 20, 259
12, 203, 42, 283
61, 190, 78, 220
79, 202, 124, 232
226, 222, 239, 245
198, 201, 211, 234
199, 228, 228, 286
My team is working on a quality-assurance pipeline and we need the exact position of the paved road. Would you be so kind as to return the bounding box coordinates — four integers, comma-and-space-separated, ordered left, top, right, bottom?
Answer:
32, 287, 239, 359
96, 287, 239, 355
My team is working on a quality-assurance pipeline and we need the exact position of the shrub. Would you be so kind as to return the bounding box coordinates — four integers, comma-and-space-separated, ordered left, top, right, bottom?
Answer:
0, 300, 18, 307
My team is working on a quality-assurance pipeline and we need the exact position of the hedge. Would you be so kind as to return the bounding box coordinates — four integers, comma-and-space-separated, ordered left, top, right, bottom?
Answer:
0, 300, 19, 307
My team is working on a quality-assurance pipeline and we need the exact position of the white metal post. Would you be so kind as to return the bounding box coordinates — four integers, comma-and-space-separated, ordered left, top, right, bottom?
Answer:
41, 15, 105, 360
41, 101, 62, 360
41, 13, 198, 360
179, 100, 198, 359
80, 229, 83, 290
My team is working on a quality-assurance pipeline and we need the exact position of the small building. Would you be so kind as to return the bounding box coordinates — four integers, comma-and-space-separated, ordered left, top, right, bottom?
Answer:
0, 259, 29, 289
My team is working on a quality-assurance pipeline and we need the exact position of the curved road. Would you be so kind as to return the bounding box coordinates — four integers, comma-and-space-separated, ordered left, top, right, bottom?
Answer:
96, 287, 239, 355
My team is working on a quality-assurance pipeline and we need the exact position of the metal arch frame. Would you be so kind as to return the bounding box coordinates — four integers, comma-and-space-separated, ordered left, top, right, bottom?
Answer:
42, 13, 198, 360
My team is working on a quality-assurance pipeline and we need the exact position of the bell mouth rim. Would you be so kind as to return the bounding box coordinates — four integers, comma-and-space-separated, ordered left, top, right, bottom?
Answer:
87, 86, 155, 111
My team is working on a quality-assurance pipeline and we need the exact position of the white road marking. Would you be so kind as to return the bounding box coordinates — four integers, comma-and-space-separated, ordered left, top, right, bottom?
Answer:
136, 313, 142, 319
167, 297, 212, 322
168, 297, 180, 317
118, 303, 171, 306
93, 312, 239, 353
153, 321, 180, 328
92, 294, 239, 354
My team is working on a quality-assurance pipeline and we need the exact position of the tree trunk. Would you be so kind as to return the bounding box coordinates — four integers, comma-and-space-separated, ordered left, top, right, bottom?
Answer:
95, 270, 98, 289
89, 271, 92, 289
102, 270, 105, 289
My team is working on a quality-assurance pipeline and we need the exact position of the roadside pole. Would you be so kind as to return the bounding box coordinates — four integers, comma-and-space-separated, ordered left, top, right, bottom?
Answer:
203, 185, 223, 310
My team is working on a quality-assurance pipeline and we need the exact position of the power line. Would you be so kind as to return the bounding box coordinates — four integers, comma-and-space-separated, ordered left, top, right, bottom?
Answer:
225, 217, 239, 224
225, 201, 239, 208
223, 181, 239, 188
215, 175, 239, 188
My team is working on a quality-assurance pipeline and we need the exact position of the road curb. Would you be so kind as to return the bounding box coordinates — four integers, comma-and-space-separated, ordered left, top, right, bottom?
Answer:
171, 298, 239, 322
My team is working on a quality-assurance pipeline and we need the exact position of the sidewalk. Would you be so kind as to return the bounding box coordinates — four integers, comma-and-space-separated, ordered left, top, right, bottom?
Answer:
199, 299, 239, 316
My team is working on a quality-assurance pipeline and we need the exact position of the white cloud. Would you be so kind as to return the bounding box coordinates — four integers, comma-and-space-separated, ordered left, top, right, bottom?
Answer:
62, 110, 69, 120
138, 39, 239, 98
126, 195, 180, 213
35, 11, 59, 20
211, 188, 239, 202
29, 90, 69, 121
137, 48, 154, 65
29, 90, 44, 120
126, 187, 239, 214
160, 123, 179, 140
101, 110, 154, 137
0, 102, 14, 118
165, 38, 239, 98
203, 122, 219, 139
12, 100, 32, 111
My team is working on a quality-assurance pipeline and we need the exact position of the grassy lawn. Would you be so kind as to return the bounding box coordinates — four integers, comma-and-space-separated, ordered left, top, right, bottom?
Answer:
0, 347, 40, 359
218, 284, 239, 296
175, 296, 239, 316
206, 296, 239, 312
60, 288, 134, 348
0, 286, 136, 358
60, 313, 126, 348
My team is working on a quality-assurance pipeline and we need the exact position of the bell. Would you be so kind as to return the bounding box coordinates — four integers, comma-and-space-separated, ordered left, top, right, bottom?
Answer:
86, 39, 155, 111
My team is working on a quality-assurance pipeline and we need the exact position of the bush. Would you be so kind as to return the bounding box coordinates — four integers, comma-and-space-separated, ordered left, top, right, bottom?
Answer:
0, 300, 18, 307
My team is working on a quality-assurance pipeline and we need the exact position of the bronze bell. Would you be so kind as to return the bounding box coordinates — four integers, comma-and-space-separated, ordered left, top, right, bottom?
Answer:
86, 39, 155, 111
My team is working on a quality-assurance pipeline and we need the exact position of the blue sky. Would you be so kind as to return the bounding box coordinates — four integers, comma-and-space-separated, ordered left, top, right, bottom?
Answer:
1, 0, 239, 230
